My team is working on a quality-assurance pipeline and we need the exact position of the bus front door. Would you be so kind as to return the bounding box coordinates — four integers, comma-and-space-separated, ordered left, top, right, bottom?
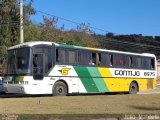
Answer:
33, 53, 45, 80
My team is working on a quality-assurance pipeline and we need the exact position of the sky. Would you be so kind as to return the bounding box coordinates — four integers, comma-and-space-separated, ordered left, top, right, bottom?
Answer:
30, 0, 160, 36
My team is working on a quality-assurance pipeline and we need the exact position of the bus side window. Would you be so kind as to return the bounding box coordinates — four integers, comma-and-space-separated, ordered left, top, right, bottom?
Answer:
92, 53, 96, 65
98, 53, 101, 65
150, 58, 155, 69
129, 56, 133, 68
56, 49, 59, 62
124, 56, 129, 67
109, 54, 113, 66
89, 53, 96, 65
114, 54, 123, 67
143, 58, 150, 69
98, 53, 109, 67
136, 57, 142, 68
68, 50, 77, 64
56, 49, 66, 63
78, 51, 89, 65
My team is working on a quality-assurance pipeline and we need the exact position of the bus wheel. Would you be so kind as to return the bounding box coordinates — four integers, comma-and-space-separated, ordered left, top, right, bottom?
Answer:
129, 82, 138, 94
52, 81, 67, 96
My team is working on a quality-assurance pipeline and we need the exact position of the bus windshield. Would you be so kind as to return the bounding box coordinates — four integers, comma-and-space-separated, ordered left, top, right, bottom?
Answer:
7, 48, 31, 75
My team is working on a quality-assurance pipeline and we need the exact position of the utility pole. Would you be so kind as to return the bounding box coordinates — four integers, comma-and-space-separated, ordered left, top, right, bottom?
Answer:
20, 0, 24, 43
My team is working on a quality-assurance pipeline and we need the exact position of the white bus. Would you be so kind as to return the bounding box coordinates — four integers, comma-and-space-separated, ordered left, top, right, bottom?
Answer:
4, 41, 157, 95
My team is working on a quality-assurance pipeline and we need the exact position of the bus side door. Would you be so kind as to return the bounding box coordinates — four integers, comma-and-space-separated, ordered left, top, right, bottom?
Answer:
33, 53, 45, 80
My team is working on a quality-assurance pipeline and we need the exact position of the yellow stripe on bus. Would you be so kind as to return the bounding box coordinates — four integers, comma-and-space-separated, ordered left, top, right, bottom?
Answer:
98, 67, 156, 92
19, 76, 24, 81
86, 47, 98, 51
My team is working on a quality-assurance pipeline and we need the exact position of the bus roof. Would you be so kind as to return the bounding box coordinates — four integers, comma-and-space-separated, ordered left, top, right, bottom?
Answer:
8, 41, 156, 58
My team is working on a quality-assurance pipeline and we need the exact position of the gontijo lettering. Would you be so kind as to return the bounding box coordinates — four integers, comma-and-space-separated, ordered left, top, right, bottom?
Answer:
115, 70, 140, 77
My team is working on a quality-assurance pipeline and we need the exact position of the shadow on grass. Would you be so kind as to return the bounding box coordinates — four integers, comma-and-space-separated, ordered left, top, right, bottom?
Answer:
0, 114, 125, 120
0, 92, 128, 98
0, 93, 52, 98
129, 105, 160, 111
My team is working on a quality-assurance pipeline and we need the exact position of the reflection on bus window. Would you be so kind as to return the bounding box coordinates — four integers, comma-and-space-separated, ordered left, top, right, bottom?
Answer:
33, 54, 43, 75
115, 54, 123, 67
7, 48, 30, 75
78, 51, 89, 65
68, 51, 76, 64
56, 49, 66, 63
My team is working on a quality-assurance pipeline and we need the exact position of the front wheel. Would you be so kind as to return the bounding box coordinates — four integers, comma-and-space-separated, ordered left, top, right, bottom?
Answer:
52, 81, 67, 96
129, 82, 138, 94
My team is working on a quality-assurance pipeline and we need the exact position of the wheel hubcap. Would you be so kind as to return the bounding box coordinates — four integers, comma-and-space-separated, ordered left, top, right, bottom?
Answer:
57, 87, 63, 93
132, 86, 135, 91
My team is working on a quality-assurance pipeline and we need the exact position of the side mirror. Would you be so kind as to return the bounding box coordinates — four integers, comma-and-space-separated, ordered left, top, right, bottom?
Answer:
33, 54, 44, 80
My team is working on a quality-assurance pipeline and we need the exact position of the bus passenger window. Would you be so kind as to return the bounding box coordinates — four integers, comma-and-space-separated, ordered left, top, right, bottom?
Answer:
89, 53, 96, 65
136, 57, 142, 68
92, 53, 96, 65
68, 51, 76, 64
109, 54, 113, 66
78, 51, 89, 65
150, 59, 155, 69
98, 53, 109, 66
56, 49, 58, 62
115, 54, 123, 67
98, 53, 101, 65
129, 56, 133, 67
143, 58, 150, 69
124, 56, 129, 67
56, 49, 66, 63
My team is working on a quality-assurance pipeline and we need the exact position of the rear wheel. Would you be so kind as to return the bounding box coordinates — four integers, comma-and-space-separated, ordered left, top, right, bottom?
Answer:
129, 82, 138, 94
52, 81, 67, 96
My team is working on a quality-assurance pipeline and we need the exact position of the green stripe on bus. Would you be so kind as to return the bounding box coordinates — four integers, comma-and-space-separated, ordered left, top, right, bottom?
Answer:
12, 76, 19, 82
59, 43, 85, 49
74, 66, 99, 92
87, 67, 109, 92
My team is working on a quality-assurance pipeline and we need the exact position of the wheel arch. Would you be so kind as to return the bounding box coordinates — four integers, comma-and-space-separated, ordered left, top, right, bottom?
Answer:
129, 80, 139, 93
131, 80, 139, 91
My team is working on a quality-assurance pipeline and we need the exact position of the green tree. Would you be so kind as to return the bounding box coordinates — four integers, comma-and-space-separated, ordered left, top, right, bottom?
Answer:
0, 0, 35, 71
0, 0, 19, 46
0, 0, 35, 45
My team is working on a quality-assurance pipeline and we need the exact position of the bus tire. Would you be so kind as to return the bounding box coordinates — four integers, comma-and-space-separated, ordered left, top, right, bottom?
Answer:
129, 82, 138, 94
52, 81, 67, 96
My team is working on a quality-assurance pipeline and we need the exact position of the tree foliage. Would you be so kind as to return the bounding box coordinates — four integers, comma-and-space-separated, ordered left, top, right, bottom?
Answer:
0, 0, 35, 69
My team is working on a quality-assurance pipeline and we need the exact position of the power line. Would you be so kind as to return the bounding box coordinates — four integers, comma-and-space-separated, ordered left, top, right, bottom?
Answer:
29, 10, 160, 54
36, 10, 113, 34
1, 8, 160, 55
101, 38, 160, 54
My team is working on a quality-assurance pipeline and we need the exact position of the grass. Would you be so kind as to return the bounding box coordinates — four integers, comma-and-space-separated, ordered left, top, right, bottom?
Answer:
0, 94, 160, 119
